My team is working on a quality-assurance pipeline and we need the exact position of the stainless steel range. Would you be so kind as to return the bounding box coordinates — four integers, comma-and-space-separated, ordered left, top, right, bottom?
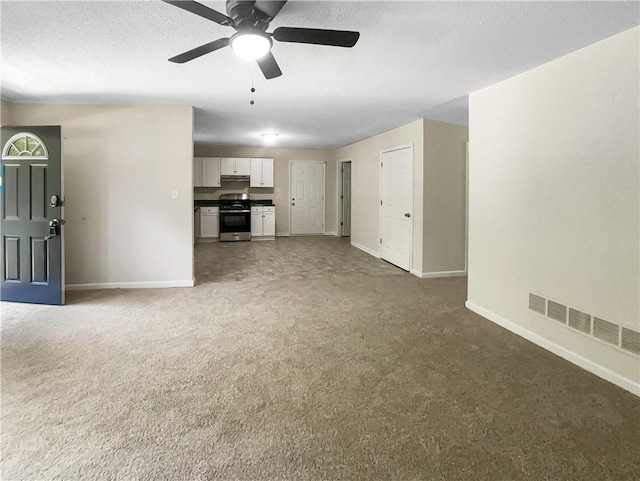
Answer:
218, 193, 251, 241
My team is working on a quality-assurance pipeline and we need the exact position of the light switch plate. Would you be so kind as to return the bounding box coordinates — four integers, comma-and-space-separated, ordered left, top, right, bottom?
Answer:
171, 189, 179, 199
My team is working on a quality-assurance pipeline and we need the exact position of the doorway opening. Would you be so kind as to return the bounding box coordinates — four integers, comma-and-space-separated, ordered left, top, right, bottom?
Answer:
337, 160, 352, 237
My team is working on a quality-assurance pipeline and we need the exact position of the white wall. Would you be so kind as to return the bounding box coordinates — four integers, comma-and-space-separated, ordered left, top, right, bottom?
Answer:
1, 100, 13, 124
194, 146, 335, 236
6, 103, 194, 288
333, 120, 424, 272
423, 120, 469, 275
467, 27, 640, 393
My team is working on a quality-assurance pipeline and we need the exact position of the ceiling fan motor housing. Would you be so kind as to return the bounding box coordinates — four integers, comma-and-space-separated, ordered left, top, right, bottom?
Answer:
226, 0, 270, 31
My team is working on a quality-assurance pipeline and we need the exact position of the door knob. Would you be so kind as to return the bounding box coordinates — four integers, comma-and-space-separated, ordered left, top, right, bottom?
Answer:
404, 213, 411, 218
46, 218, 66, 239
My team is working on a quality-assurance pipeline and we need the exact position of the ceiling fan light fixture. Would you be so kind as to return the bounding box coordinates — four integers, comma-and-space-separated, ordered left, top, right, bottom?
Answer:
261, 132, 279, 142
230, 32, 272, 61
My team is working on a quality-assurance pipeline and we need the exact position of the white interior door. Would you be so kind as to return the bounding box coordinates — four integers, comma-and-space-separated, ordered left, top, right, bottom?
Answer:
340, 162, 351, 236
290, 161, 325, 235
380, 146, 412, 271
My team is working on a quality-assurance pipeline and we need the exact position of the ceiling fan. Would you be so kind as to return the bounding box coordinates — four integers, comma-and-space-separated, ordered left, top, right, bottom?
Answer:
162, 0, 360, 79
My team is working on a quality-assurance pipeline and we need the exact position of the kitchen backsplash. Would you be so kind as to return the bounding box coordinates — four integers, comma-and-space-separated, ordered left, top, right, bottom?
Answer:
194, 182, 275, 200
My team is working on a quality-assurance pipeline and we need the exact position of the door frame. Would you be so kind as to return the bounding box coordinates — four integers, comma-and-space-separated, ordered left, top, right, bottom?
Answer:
379, 143, 414, 270
288, 160, 326, 236
336, 158, 352, 237
465, 141, 469, 274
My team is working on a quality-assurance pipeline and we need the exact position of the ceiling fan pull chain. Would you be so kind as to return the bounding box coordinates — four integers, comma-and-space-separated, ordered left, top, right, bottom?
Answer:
250, 62, 256, 105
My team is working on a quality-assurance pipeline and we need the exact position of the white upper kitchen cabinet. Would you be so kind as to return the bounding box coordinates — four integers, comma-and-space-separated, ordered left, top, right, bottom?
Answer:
201, 157, 221, 187
221, 157, 251, 176
250, 158, 274, 187
220, 158, 235, 175
235, 158, 251, 176
193, 158, 203, 187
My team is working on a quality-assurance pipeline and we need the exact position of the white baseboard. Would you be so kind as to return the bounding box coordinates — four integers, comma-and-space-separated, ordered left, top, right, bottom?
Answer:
412, 269, 467, 279
351, 241, 380, 258
324, 231, 337, 236
67, 279, 195, 291
465, 301, 640, 397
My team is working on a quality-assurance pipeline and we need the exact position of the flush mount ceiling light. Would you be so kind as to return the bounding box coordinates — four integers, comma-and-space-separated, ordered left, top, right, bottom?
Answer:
230, 32, 272, 61
261, 133, 279, 142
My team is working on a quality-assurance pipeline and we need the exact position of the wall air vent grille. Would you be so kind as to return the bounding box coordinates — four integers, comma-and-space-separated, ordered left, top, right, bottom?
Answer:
547, 301, 567, 324
621, 328, 640, 356
527, 294, 638, 357
568, 308, 591, 334
593, 317, 619, 346
529, 294, 546, 315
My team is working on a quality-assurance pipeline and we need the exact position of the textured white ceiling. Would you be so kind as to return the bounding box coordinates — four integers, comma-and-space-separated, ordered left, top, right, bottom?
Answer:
1, 1, 638, 148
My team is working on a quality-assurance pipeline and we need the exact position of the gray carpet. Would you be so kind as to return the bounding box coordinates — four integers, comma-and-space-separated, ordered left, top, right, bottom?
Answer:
2, 236, 639, 480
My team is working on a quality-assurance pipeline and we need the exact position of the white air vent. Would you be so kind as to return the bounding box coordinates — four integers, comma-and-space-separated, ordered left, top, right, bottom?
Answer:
529, 293, 546, 315
593, 317, 619, 346
621, 328, 640, 356
528, 293, 639, 356
568, 308, 591, 335
547, 301, 567, 324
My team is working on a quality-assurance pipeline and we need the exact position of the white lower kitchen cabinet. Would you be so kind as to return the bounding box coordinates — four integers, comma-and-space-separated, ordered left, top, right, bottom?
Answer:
263, 210, 275, 237
250, 206, 275, 240
199, 207, 219, 241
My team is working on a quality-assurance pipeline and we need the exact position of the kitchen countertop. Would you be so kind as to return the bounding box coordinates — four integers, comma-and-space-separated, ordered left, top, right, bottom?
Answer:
194, 199, 275, 208
194, 200, 219, 207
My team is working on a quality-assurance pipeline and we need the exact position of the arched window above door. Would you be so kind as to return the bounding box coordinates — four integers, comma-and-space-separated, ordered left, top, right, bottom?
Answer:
2, 132, 49, 160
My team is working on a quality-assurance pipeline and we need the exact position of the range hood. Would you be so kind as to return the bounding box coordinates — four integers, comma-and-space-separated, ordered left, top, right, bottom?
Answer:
220, 174, 250, 182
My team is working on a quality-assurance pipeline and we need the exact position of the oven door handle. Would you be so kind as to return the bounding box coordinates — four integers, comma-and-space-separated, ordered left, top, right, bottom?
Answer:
222, 209, 251, 214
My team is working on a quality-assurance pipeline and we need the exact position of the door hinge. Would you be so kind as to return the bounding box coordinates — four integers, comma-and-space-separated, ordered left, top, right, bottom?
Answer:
380, 238, 382, 244
341, 195, 344, 199
380, 200, 383, 206
340, 222, 343, 226
341, 168, 344, 173
381, 161, 383, 167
